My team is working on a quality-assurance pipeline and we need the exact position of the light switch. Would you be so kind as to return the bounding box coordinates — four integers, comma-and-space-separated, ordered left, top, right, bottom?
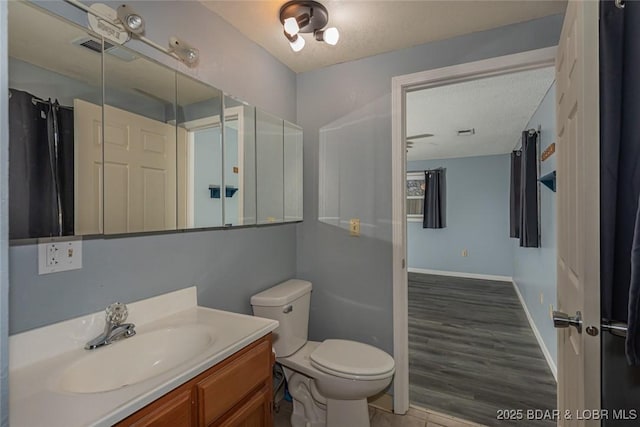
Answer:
38, 240, 83, 275
349, 218, 360, 237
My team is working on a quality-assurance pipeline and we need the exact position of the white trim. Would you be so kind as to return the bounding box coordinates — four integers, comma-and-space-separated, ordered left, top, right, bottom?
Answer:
511, 280, 558, 381
391, 46, 557, 414
408, 268, 512, 283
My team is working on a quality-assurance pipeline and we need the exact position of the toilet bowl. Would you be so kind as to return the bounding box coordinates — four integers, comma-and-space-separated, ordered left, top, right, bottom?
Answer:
251, 279, 395, 427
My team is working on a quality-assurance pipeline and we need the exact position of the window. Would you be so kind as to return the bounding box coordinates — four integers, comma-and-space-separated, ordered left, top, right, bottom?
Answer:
407, 172, 425, 222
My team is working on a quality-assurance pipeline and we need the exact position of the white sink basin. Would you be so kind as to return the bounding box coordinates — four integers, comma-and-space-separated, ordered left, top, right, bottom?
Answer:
57, 324, 214, 393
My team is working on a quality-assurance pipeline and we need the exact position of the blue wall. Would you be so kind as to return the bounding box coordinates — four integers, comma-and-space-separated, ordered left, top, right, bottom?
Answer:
512, 83, 557, 369
407, 155, 514, 277
8, 0, 297, 334
296, 15, 564, 356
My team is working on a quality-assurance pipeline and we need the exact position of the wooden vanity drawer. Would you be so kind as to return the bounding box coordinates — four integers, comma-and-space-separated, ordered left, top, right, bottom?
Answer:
116, 389, 194, 427
196, 340, 271, 426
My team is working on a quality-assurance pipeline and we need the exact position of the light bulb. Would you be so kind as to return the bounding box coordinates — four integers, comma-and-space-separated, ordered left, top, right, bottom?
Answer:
117, 4, 145, 35
126, 15, 143, 32
323, 27, 340, 45
289, 34, 305, 52
283, 17, 299, 36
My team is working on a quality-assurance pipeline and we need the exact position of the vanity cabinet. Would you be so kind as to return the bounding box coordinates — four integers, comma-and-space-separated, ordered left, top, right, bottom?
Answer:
114, 334, 273, 427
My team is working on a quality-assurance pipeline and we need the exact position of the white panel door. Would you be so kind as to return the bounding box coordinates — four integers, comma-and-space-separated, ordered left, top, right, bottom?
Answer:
103, 105, 177, 234
74, 99, 103, 235
555, 1, 600, 425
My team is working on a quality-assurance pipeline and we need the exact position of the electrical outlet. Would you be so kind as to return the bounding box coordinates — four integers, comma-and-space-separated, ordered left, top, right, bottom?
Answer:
349, 218, 360, 237
461, 248, 468, 257
38, 240, 83, 275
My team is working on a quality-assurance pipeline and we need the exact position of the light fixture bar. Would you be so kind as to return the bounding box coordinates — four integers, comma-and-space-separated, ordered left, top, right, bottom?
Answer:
63, 0, 189, 64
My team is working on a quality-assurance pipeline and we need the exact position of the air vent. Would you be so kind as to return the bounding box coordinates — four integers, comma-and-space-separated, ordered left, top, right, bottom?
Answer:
457, 128, 476, 136
72, 37, 138, 62
73, 37, 115, 53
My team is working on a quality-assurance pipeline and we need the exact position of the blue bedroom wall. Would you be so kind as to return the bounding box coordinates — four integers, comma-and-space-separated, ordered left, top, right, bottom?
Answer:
512, 82, 558, 369
407, 155, 514, 277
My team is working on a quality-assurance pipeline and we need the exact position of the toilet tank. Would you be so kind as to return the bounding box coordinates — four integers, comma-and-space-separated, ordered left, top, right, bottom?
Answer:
251, 279, 312, 357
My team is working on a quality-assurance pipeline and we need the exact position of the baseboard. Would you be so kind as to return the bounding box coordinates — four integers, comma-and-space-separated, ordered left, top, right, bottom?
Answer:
408, 268, 513, 283
368, 392, 393, 412
511, 280, 558, 381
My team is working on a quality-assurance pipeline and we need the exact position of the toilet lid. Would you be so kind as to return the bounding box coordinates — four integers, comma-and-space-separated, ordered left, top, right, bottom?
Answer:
310, 339, 395, 378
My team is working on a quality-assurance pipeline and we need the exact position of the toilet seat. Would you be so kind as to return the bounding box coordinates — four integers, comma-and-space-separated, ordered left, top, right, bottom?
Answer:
310, 339, 395, 381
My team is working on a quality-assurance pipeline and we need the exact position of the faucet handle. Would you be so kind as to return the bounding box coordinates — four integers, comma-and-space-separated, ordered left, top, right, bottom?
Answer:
105, 302, 128, 325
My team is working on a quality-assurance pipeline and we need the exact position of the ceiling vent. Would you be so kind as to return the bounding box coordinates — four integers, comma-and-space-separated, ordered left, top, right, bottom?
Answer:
457, 128, 476, 136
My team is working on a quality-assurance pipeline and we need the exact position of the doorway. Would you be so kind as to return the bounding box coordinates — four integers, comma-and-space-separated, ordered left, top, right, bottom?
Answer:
391, 47, 560, 414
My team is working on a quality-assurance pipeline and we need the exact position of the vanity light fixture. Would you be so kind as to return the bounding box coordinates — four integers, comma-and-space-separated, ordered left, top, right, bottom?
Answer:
116, 4, 145, 35
279, 0, 340, 52
169, 37, 200, 66
64, 0, 200, 67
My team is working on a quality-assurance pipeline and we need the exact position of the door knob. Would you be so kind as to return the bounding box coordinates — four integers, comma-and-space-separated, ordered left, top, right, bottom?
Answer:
553, 310, 582, 333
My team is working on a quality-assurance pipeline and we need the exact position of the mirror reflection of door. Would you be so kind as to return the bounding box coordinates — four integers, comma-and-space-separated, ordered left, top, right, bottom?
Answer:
103, 44, 178, 235
176, 74, 224, 229
225, 96, 257, 227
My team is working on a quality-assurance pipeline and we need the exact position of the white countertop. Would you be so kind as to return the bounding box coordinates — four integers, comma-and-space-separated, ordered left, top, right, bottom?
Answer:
9, 287, 278, 427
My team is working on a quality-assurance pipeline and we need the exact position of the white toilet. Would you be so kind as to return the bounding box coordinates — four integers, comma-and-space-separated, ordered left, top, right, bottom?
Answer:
251, 279, 395, 427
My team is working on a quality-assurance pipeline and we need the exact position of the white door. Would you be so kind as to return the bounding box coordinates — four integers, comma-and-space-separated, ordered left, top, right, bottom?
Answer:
554, 1, 600, 425
102, 104, 177, 234
74, 99, 103, 235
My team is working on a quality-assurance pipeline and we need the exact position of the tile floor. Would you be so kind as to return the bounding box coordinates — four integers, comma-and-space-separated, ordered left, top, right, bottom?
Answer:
274, 400, 487, 427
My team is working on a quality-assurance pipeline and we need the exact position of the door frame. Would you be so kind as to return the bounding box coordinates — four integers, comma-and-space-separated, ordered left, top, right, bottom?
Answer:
391, 46, 558, 414
179, 106, 245, 227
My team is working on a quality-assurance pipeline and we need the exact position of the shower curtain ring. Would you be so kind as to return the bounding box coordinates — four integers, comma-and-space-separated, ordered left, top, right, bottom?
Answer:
615, 0, 625, 9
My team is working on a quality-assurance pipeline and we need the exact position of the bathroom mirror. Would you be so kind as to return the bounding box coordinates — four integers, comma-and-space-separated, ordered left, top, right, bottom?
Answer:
7, 2, 303, 241
256, 110, 284, 224
224, 95, 257, 226
284, 121, 303, 222
8, 1, 104, 239
103, 43, 178, 234
176, 73, 224, 229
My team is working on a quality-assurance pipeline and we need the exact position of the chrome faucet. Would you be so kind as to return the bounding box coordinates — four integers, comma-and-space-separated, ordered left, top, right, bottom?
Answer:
85, 302, 136, 350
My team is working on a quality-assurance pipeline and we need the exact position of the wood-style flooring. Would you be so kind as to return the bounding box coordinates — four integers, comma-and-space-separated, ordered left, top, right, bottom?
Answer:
408, 273, 557, 427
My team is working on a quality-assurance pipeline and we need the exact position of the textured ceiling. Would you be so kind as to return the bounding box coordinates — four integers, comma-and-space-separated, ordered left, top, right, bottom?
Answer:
406, 67, 555, 161
201, 0, 566, 73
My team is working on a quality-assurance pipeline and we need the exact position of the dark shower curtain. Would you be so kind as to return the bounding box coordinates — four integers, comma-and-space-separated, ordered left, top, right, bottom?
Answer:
9, 89, 74, 239
423, 169, 445, 229
599, 0, 640, 365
